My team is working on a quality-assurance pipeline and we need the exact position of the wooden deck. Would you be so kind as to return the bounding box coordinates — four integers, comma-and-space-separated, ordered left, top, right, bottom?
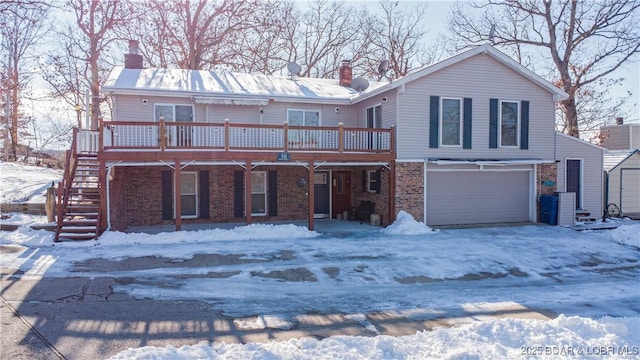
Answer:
77, 119, 396, 163
69, 120, 397, 233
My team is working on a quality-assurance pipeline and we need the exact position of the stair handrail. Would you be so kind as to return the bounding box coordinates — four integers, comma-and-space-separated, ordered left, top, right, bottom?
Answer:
54, 127, 80, 242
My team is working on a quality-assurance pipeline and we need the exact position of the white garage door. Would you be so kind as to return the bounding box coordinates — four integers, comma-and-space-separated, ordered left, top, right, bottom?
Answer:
426, 171, 531, 226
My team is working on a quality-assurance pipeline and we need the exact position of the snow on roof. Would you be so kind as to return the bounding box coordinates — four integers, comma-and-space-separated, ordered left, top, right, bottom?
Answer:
103, 67, 386, 104
604, 149, 639, 172
103, 45, 568, 105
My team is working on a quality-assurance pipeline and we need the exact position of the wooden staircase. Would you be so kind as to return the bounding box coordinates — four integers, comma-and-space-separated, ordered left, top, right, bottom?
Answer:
54, 130, 103, 242
575, 209, 597, 223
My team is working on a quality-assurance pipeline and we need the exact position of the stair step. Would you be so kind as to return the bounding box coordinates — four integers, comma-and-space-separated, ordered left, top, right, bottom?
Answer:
57, 233, 96, 241
63, 219, 97, 226
59, 226, 97, 233
66, 212, 98, 217
576, 216, 597, 223
66, 206, 100, 212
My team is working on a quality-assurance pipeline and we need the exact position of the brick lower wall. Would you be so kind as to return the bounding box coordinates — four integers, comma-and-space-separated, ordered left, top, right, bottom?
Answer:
394, 162, 424, 223
537, 163, 558, 196
351, 167, 391, 226
108, 165, 392, 230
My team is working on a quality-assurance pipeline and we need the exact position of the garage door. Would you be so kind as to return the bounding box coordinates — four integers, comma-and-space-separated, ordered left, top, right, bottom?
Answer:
426, 171, 531, 226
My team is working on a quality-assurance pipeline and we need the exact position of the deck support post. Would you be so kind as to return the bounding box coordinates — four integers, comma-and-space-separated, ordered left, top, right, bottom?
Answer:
245, 160, 252, 225
174, 159, 181, 231
99, 159, 107, 232
308, 160, 315, 231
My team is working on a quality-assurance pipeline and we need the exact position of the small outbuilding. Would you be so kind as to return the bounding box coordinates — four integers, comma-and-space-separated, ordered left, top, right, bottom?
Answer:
604, 149, 640, 219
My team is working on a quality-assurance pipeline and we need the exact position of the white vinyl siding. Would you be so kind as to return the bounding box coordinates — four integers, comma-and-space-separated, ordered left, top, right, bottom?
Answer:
607, 153, 640, 215
426, 170, 531, 226
555, 133, 604, 218
396, 54, 555, 160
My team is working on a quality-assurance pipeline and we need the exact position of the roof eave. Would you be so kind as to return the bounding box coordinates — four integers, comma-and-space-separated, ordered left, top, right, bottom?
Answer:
103, 87, 353, 105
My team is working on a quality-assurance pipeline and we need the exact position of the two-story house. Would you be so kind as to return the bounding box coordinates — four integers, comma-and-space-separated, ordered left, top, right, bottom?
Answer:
54, 43, 603, 240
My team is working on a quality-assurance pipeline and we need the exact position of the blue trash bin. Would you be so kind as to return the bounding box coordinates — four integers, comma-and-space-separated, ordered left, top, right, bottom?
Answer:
539, 195, 558, 225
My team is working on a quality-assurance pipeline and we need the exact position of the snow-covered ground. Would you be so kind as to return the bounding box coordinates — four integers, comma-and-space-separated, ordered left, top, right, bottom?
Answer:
1, 161, 638, 359
0, 161, 62, 203
1, 211, 639, 359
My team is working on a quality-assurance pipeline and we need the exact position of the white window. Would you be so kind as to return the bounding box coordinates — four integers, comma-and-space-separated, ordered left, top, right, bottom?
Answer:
440, 98, 462, 146
367, 170, 378, 193
178, 172, 197, 219
500, 101, 519, 147
154, 104, 193, 122
155, 104, 194, 147
366, 105, 381, 129
287, 109, 320, 146
251, 171, 267, 216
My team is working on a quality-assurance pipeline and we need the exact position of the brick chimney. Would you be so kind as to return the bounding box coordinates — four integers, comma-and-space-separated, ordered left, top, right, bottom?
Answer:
339, 59, 352, 87
616, 117, 624, 125
124, 40, 143, 69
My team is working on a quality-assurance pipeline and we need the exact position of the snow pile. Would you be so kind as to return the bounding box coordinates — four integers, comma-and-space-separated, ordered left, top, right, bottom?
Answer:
108, 315, 640, 360
609, 224, 640, 248
381, 210, 436, 235
98, 223, 319, 245
0, 161, 62, 203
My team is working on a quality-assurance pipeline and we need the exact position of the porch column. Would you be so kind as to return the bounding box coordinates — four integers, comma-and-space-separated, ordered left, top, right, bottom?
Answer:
389, 160, 396, 224
245, 160, 252, 225
308, 160, 315, 231
174, 160, 181, 231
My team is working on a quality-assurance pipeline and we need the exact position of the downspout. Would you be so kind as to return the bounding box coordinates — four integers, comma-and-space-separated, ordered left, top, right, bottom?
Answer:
423, 159, 428, 224
106, 165, 112, 231
603, 170, 609, 221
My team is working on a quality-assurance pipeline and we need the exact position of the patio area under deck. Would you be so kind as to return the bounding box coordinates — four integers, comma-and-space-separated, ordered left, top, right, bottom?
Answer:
81, 120, 397, 233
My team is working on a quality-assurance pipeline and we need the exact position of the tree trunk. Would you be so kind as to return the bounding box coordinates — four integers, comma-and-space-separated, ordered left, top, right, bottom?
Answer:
89, 32, 101, 129
562, 96, 580, 138
9, 63, 19, 160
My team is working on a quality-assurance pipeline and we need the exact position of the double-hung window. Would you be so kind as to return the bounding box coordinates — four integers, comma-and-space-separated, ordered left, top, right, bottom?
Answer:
251, 171, 267, 216
500, 101, 519, 147
440, 98, 462, 146
179, 172, 197, 218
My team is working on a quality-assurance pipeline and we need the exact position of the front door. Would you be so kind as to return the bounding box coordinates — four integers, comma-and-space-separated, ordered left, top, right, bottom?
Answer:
566, 159, 582, 209
314, 171, 330, 218
331, 171, 351, 218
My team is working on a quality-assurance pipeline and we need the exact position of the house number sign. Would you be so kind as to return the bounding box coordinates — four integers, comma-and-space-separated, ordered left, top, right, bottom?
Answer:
277, 152, 291, 161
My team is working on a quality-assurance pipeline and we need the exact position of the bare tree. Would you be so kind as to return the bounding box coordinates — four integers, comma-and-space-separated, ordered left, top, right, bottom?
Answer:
40, 41, 90, 129
232, 0, 297, 74
58, 0, 139, 130
363, 0, 433, 80
0, 1, 50, 160
124, 0, 261, 71
282, 0, 375, 79
449, 0, 640, 137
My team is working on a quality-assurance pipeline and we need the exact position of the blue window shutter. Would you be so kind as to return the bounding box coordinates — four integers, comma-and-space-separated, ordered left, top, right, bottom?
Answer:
268, 170, 278, 216
161, 171, 173, 220
362, 170, 367, 192
489, 98, 498, 148
199, 170, 210, 219
429, 96, 439, 148
463, 98, 472, 149
233, 171, 244, 218
520, 101, 529, 150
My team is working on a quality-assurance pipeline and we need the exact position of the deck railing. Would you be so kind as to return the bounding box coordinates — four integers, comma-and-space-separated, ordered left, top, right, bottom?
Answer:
92, 120, 394, 154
